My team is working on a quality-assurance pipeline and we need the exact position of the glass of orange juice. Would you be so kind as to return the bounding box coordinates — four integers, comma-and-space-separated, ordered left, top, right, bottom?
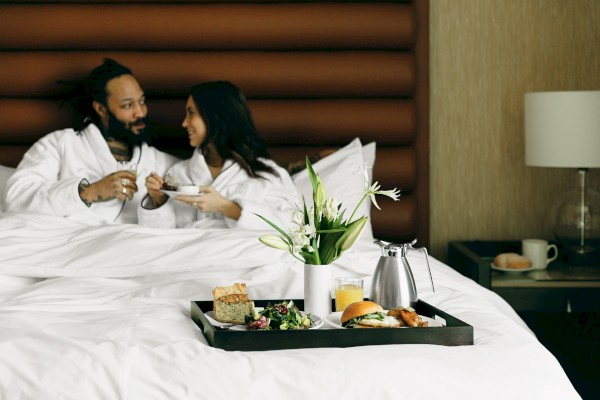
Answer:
335, 277, 364, 312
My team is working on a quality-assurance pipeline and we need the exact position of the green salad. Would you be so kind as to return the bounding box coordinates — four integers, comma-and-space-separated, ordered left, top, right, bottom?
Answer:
245, 300, 312, 330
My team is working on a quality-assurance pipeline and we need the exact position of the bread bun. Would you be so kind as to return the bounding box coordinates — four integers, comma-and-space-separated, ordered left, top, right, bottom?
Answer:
341, 300, 383, 324
493, 253, 532, 269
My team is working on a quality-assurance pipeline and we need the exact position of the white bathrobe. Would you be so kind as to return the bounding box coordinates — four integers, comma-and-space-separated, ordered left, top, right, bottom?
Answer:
4, 124, 179, 225
138, 150, 298, 231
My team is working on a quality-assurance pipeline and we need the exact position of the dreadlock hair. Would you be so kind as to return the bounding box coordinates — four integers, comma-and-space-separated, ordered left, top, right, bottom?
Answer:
190, 81, 277, 178
58, 58, 132, 131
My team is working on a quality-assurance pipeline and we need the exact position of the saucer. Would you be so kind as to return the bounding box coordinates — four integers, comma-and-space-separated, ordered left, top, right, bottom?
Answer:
490, 263, 534, 274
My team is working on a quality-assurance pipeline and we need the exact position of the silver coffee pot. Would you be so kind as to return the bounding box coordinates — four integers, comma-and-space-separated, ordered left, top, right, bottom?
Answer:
370, 239, 435, 309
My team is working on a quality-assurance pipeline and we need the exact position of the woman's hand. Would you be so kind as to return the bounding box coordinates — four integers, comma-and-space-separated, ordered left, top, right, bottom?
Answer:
80, 171, 138, 204
144, 172, 168, 208
176, 186, 241, 220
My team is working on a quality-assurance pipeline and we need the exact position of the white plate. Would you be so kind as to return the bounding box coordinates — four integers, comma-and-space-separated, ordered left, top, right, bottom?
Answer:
229, 313, 323, 331
324, 311, 443, 329
161, 189, 203, 198
204, 311, 235, 328
490, 263, 534, 273
205, 307, 322, 330
204, 307, 266, 328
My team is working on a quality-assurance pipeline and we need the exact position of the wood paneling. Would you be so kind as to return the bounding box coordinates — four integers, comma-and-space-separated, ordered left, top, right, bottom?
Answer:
0, 0, 428, 245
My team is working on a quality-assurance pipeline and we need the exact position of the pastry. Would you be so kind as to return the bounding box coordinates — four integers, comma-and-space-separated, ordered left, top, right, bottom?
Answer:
493, 253, 532, 269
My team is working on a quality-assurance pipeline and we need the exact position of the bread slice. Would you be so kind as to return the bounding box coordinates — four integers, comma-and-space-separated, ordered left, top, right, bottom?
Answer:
212, 283, 255, 324
212, 282, 247, 299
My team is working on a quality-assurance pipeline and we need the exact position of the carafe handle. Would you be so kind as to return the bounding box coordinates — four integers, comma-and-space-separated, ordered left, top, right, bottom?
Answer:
407, 240, 435, 293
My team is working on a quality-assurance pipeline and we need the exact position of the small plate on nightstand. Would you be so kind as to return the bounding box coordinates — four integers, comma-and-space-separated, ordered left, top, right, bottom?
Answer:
491, 263, 534, 274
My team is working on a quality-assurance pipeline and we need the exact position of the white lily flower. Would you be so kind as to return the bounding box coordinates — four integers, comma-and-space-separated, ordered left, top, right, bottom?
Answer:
256, 158, 400, 265
291, 208, 304, 225
323, 196, 339, 220
377, 188, 401, 200
365, 181, 400, 210
259, 234, 290, 250
289, 229, 308, 252
303, 223, 317, 239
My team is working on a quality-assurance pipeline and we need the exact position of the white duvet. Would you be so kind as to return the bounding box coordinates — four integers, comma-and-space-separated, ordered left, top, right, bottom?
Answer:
0, 212, 580, 399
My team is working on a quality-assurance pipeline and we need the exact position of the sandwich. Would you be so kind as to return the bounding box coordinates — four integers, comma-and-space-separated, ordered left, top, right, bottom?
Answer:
340, 300, 401, 328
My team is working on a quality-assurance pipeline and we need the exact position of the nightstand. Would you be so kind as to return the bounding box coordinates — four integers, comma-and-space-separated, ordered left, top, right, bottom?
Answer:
448, 241, 600, 398
447, 241, 600, 312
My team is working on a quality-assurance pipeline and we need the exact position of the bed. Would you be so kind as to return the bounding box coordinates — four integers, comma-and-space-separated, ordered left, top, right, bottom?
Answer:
0, 1, 580, 399
0, 144, 581, 399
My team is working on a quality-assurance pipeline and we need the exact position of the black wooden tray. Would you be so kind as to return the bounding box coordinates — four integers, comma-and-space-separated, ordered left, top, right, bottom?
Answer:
191, 299, 473, 351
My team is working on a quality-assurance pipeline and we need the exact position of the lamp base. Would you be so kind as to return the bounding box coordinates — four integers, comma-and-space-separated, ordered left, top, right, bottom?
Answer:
559, 242, 600, 266
553, 169, 600, 267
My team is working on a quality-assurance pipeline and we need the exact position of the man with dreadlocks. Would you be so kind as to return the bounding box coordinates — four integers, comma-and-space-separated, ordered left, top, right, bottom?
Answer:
3, 58, 178, 224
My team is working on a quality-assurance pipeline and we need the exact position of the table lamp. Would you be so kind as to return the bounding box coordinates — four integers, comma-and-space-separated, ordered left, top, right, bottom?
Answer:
525, 90, 600, 264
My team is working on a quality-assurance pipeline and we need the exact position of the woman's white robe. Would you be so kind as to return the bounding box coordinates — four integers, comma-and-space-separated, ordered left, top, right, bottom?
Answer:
138, 150, 298, 231
4, 124, 179, 224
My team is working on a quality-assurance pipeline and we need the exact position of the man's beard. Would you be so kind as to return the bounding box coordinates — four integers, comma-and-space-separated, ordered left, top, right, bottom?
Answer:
102, 110, 150, 146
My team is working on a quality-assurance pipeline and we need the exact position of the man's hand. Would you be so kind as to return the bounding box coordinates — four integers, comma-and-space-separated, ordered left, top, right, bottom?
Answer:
80, 171, 138, 204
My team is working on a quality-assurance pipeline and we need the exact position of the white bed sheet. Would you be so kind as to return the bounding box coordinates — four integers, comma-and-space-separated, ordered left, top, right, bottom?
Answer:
0, 212, 581, 399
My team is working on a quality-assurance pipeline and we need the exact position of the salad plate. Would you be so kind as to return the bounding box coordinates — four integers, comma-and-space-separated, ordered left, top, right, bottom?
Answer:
229, 313, 323, 331
324, 311, 442, 329
161, 189, 204, 198
205, 307, 322, 330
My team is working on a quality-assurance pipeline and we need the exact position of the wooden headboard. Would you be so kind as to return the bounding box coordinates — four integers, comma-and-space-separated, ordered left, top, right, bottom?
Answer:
0, 0, 429, 246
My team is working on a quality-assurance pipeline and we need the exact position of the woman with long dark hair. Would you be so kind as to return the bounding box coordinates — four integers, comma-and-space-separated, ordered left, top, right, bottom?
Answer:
139, 81, 296, 229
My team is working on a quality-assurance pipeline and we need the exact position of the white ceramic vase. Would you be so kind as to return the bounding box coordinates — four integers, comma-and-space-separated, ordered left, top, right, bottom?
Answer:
303, 263, 332, 317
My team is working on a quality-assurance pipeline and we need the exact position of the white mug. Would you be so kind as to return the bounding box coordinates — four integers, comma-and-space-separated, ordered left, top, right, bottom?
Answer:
522, 239, 558, 270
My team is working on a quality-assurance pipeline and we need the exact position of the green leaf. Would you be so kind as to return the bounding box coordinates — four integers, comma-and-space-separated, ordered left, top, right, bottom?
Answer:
316, 228, 345, 233
318, 230, 345, 264
336, 216, 367, 252
253, 213, 292, 242
301, 196, 310, 225
299, 251, 318, 265
306, 157, 319, 193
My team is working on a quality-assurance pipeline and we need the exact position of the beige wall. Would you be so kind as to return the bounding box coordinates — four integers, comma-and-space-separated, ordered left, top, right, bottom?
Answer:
429, 0, 600, 261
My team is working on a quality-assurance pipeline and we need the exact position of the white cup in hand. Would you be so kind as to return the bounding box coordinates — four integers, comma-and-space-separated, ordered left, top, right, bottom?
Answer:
522, 239, 558, 270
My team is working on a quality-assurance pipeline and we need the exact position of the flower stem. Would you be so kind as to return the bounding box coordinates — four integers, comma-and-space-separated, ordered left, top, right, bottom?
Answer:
348, 194, 368, 222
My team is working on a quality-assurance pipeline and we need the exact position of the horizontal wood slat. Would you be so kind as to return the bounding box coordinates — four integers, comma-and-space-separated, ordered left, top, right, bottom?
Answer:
0, 52, 414, 98
0, 3, 414, 50
154, 99, 416, 144
371, 195, 417, 242
0, 99, 416, 145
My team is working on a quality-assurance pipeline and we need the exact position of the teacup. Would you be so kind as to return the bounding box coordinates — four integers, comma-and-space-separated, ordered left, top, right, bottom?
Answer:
177, 185, 200, 194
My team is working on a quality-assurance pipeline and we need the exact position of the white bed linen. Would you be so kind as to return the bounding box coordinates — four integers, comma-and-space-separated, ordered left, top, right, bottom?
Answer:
0, 212, 580, 399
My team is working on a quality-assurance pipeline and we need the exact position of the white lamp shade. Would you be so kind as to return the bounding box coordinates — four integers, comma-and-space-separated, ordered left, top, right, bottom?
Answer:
525, 90, 600, 168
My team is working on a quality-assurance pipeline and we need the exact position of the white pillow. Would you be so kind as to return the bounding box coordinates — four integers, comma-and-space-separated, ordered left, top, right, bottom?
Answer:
0, 165, 16, 212
292, 138, 374, 240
